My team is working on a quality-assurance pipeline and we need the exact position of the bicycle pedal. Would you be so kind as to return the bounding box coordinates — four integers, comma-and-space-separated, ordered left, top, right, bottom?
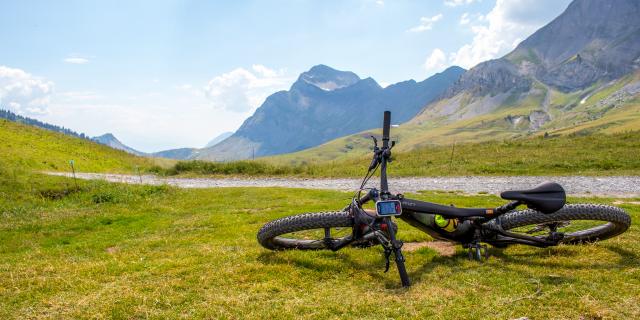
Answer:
467, 243, 489, 261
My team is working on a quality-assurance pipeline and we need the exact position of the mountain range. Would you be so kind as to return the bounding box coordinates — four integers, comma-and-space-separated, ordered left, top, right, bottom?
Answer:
269, 0, 640, 163
4, 0, 639, 162
197, 0, 640, 161
195, 65, 465, 160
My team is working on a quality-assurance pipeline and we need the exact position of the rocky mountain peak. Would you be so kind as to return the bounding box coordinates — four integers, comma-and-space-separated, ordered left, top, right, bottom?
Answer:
298, 64, 361, 91
92, 133, 145, 156
93, 133, 117, 142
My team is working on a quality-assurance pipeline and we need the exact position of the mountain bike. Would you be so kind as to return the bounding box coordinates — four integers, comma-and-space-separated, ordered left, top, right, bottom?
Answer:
257, 111, 631, 287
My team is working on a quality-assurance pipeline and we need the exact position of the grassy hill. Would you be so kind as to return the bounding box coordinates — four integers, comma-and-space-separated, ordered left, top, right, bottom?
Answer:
0, 119, 154, 174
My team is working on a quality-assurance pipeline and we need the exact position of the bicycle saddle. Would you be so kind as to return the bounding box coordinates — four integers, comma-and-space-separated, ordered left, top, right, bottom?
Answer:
500, 182, 566, 214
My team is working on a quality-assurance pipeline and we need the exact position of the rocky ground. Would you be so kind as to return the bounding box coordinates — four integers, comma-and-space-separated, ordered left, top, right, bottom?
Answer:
46, 172, 640, 197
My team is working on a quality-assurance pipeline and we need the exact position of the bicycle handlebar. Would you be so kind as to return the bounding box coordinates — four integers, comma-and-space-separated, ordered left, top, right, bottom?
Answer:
382, 110, 391, 148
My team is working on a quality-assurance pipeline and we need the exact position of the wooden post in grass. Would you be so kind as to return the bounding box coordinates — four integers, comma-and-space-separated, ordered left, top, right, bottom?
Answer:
448, 141, 456, 173
69, 160, 78, 190
135, 165, 143, 184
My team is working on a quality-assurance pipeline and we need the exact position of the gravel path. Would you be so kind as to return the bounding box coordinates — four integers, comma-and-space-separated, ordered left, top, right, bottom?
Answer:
45, 172, 640, 197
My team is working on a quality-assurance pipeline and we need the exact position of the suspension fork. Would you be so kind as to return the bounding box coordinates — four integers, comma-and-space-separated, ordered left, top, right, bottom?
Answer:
379, 217, 410, 287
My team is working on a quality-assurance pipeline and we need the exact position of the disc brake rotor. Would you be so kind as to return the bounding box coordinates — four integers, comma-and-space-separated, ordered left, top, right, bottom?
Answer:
525, 221, 571, 234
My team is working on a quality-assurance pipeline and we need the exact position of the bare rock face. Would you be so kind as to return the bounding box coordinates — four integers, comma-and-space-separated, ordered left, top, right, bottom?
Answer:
528, 110, 551, 130
505, 115, 528, 129
510, 0, 640, 91
446, 59, 531, 98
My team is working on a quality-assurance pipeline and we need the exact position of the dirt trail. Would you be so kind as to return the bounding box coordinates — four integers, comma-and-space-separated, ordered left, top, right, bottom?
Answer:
45, 172, 640, 198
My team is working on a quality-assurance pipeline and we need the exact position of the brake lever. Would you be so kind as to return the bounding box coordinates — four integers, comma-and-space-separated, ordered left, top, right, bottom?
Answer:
383, 248, 392, 273
368, 136, 381, 170
368, 154, 378, 170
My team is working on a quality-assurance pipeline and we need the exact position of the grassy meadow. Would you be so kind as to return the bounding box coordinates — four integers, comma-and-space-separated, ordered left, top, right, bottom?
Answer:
1, 168, 639, 319
159, 130, 640, 178
0, 119, 161, 174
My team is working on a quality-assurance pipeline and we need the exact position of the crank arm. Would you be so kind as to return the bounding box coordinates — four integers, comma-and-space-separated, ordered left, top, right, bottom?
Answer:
325, 234, 355, 251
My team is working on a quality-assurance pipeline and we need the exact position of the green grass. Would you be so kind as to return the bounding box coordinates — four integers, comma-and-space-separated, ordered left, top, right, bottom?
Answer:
162, 130, 640, 177
0, 119, 154, 173
1, 170, 639, 319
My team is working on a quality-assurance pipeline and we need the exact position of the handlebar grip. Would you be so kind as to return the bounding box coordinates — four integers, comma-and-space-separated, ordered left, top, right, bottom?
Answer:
382, 111, 391, 147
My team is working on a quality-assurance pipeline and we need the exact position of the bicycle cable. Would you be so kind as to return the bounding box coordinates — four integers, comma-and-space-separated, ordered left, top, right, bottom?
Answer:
355, 162, 380, 200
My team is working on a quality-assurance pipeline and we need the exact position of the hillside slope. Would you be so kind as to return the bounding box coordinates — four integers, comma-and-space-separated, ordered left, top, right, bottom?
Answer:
0, 119, 152, 173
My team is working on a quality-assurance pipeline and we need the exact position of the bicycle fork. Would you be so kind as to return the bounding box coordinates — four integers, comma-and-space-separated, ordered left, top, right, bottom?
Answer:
374, 217, 411, 287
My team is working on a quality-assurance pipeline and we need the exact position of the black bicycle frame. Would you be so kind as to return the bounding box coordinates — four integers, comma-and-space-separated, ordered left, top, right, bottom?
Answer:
333, 111, 567, 287
355, 111, 560, 250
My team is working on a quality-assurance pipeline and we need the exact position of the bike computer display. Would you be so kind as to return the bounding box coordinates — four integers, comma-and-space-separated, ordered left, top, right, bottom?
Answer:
376, 200, 402, 216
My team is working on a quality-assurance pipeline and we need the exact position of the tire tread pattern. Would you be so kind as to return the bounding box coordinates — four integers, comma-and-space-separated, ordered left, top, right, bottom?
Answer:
499, 204, 631, 243
257, 211, 353, 250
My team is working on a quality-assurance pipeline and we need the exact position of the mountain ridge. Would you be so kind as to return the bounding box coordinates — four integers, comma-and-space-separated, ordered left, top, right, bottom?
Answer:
267, 0, 640, 163
196, 65, 465, 161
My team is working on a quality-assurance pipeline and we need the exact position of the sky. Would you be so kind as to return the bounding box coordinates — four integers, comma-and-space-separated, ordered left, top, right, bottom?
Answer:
0, 0, 572, 152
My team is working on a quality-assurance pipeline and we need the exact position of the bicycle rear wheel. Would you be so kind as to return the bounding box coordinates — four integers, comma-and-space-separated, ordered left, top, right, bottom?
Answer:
258, 211, 363, 250
499, 204, 631, 244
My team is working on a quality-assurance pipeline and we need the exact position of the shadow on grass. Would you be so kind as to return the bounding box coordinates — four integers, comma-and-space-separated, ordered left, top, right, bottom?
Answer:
257, 242, 638, 289
258, 250, 404, 288
489, 244, 639, 270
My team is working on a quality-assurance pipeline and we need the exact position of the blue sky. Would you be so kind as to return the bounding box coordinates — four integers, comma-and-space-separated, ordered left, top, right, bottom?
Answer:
0, 0, 571, 152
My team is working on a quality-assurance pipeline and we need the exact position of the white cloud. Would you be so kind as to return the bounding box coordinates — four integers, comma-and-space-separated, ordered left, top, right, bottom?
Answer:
407, 14, 443, 32
64, 57, 90, 64
459, 12, 471, 25
376, 0, 384, 6
448, 0, 571, 69
0, 65, 54, 115
445, 0, 477, 7
204, 65, 291, 113
423, 48, 448, 74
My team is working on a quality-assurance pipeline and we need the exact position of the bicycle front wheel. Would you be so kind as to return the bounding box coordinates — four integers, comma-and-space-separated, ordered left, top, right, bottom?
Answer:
258, 211, 360, 250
